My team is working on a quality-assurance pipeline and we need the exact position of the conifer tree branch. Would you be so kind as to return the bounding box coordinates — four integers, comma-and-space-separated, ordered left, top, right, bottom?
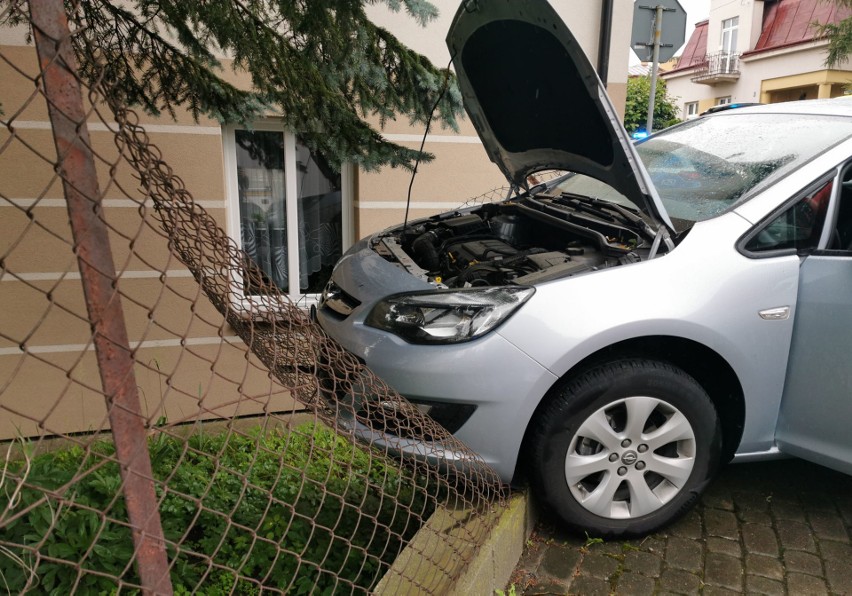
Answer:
2, 0, 463, 170
813, 0, 852, 68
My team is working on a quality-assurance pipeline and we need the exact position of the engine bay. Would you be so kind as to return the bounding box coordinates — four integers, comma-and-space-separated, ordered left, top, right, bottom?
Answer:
372, 192, 661, 288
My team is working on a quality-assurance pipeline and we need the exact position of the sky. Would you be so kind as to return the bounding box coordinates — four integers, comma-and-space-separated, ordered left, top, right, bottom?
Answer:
680, 0, 711, 29
630, 0, 710, 64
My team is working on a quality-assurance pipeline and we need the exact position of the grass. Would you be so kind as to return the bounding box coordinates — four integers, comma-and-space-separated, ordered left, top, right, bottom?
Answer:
0, 423, 438, 594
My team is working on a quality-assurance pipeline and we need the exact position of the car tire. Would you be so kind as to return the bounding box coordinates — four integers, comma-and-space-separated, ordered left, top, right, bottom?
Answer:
528, 359, 721, 538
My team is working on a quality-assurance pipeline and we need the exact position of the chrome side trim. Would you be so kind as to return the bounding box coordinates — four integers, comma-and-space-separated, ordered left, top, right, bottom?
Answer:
731, 446, 788, 463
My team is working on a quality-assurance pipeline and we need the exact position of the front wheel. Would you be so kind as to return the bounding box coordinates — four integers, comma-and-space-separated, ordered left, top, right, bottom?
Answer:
528, 359, 721, 538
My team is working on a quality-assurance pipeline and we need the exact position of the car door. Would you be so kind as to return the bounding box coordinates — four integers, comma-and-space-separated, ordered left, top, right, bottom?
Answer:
767, 162, 852, 475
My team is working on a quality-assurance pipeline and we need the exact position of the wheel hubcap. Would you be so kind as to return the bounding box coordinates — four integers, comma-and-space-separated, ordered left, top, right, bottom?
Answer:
564, 396, 696, 520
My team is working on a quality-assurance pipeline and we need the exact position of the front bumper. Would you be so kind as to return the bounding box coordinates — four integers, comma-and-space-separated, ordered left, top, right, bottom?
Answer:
315, 240, 557, 482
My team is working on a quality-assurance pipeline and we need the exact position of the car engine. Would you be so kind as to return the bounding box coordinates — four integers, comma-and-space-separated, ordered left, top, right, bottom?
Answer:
372, 193, 655, 288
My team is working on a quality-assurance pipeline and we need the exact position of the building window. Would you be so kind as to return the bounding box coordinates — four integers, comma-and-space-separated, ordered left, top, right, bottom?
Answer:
223, 123, 354, 308
721, 16, 739, 72
717, 96, 732, 106
685, 102, 699, 118
721, 17, 739, 54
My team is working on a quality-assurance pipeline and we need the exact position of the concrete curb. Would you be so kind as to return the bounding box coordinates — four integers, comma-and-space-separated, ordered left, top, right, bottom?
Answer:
375, 491, 536, 595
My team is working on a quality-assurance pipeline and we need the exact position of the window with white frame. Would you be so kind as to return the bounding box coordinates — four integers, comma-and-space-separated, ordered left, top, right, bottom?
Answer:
717, 96, 732, 105
721, 17, 739, 54
685, 101, 699, 118
223, 123, 354, 308
720, 16, 739, 72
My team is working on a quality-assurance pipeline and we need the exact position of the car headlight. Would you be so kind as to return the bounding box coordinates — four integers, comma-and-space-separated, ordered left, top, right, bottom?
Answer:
365, 287, 535, 344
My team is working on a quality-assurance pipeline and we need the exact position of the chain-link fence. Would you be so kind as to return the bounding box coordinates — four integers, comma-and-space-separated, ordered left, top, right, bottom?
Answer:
0, 1, 506, 592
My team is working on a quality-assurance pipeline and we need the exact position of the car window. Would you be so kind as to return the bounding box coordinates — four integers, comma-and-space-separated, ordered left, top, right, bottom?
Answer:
827, 165, 852, 251
637, 114, 852, 223
744, 179, 833, 254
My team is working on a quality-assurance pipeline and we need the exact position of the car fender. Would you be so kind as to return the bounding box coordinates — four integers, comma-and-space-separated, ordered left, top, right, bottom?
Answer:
497, 211, 802, 454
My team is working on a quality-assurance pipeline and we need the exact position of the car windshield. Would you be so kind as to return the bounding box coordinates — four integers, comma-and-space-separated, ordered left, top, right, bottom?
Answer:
552, 113, 852, 226
637, 113, 852, 222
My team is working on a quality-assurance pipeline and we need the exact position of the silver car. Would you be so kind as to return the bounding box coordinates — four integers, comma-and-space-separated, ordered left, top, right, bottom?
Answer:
317, 0, 852, 537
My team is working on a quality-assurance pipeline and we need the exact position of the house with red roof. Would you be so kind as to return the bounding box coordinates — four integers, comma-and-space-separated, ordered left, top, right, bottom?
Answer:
662, 0, 852, 118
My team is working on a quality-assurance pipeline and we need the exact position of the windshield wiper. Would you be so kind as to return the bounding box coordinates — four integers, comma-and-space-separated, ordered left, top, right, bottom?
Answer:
555, 194, 648, 231
556, 196, 616, 221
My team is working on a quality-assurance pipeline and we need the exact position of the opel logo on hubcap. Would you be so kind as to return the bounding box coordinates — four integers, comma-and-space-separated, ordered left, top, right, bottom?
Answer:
621, 451, 638, 466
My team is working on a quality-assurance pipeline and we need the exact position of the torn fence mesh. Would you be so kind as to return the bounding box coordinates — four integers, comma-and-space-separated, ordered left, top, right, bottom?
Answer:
0, 0, 506, 592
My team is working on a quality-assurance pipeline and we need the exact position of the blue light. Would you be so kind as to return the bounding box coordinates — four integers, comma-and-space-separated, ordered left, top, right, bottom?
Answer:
632, 130, 649, 140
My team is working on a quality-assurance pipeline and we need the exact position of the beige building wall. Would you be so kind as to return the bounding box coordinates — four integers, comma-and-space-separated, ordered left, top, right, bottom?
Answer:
0, 2, 633, 439
664, 68, 737, 116
0, 43, 294, 440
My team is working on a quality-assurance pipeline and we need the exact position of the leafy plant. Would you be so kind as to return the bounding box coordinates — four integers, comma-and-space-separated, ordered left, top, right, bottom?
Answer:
0, 423, 436, 593
623, 75, 681, 133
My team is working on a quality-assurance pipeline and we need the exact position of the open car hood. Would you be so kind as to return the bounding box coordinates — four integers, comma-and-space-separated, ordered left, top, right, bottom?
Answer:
447, 0, 673, 230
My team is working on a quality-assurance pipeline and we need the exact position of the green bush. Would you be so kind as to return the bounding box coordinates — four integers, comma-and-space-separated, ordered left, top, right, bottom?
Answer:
0, 423, 436, 594
623, 75, 681, 133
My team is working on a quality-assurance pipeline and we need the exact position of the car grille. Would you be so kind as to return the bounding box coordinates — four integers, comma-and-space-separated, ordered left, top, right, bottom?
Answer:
319, 280, 360, 318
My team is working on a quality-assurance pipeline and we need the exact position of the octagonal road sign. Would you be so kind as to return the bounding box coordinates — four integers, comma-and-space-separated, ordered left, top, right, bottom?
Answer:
631, 0, 687, 63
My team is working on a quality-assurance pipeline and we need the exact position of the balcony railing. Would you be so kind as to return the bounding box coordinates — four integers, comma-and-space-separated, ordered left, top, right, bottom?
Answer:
690, 52, 741, 85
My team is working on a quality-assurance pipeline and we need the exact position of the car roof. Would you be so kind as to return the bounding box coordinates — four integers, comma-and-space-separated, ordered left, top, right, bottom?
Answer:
708, 96, 852, 118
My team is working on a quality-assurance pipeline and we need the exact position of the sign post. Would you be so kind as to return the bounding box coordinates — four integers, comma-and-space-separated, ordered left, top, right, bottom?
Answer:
631, 0, 686, 133
646, 5, 666, 133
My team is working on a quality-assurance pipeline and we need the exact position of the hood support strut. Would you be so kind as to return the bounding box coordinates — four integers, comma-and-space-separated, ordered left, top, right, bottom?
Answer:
597, 0, 613, 87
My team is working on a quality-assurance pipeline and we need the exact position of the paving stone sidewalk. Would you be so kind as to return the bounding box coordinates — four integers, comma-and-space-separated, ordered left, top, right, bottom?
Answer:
508, 459, 852, 595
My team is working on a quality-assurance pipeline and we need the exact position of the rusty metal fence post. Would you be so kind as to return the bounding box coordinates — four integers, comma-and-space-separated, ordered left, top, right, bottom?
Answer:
27, 0, 173, 592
